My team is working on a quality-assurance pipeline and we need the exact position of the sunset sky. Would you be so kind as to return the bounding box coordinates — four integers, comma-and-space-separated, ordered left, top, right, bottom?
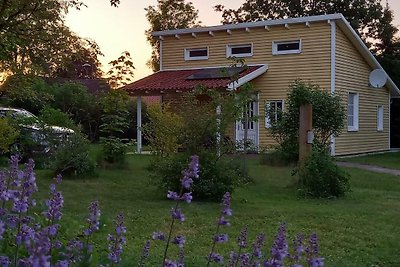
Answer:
66, 0, 400, 81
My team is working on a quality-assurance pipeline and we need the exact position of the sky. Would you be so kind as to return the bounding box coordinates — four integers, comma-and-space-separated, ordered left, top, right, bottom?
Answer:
66, 0, 400, 82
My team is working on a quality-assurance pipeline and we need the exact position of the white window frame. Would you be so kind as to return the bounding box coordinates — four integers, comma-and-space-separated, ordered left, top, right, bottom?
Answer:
184, 47, 209, 61
265, 100, 284, 128
272, 40, 302, 55
347, 92, 359, 132
226, 44, 253, 58
377, 105, 384, 131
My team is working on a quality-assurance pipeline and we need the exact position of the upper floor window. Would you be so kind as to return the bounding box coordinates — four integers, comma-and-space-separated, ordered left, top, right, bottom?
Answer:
377, 105, 384, 131
227, 44, 253, 58
347, 92, 359, 132
265, 100, 284, 128
272, 40, 301, 55
184, 47, 208, 61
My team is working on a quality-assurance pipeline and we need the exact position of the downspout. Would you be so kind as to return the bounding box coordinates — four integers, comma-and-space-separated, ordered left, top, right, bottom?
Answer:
330, 20, 336, 156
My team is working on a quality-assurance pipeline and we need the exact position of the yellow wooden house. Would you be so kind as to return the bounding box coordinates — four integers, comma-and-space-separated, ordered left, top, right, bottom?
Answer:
123, 13, 400, 156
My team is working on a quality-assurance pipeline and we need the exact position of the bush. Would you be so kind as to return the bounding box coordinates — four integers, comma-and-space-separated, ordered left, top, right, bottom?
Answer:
297, 148, 350, 198
0, 117, 19, 154
51, 133, 96, 176
38, 106, 77, 130
100, 137, 129, 164
150, 152, 252, 201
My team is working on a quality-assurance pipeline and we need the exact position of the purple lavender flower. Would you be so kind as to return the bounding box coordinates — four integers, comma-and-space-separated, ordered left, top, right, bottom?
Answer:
237, 226, 248, 248
229, 251, 238, 266
252, 233, 265, 259
15, 224, 35, 246
265, 224, 288, 266
55, 260, 69, 267
43, 189, 64, 222
292, 234, 304, 263
0, 256, 10, 266
167, 191, 180, 200
181, 192, 192, 203
218, 216, 230, 226
62, 239, 84, 263
170, 208, 185, 222
172, 235, 185, 248
222, 192, 232, 216
139, 240, 151, 267
208, 252, 224, 264
0, 221, 5, 240
84, 201, 101, 236
213, 233, 228, 243
152, 231, 166, 241
164, 259, 179, 267
181, 155, 200, 189
307, 233, 324, 267
107, 213, 126, 264
240, 252, 250, 266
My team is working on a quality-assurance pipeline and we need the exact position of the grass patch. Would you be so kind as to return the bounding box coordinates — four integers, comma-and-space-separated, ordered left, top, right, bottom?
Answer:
29, 154, 400, 266
339, 151, 400, 169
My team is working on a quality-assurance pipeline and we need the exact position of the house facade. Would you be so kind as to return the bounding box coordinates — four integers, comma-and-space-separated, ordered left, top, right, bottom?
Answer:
123, 13, 400, 156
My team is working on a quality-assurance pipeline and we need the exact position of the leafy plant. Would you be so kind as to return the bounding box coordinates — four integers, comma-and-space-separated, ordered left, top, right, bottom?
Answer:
0, 117, 19, 154
149, 151, 252, 201
297, 146, 350, 198
269, 80, 345, 163
51, 133, 96, 176
142, 104, 184, 156
38, 106, 77, 130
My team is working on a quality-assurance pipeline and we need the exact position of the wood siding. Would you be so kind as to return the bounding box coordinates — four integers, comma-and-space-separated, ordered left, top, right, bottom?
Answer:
162, 22, 331, 148
334, 27, 390, 155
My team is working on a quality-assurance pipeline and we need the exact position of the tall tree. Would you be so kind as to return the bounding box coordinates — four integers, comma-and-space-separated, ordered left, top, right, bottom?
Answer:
106, 51, 135, 89
215, 0, 387, 45
145, 0, 201, 72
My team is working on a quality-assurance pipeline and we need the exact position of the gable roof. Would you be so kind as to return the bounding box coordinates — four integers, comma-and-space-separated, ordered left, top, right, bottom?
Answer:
122, 65, 268, 95
152, 13, 400, 97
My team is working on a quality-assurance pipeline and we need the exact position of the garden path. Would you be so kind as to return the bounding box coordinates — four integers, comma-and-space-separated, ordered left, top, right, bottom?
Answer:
337, 162, 400, 176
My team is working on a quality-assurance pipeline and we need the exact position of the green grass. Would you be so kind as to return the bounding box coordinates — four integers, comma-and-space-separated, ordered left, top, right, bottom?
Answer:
29, 155, 400, 266
339, 151, 400, 169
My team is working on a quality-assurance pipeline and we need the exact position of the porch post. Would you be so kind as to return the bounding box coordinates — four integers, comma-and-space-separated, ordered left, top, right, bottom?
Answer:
137, 96, 142, 154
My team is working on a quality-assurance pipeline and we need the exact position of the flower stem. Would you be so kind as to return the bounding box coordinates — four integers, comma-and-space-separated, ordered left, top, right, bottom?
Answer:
162, 201, 179, 265
206, 222, 221, 267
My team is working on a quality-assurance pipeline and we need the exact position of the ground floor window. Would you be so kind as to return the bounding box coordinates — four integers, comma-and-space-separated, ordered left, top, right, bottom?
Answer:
377, 105, 384, 131
347, 92, 359, 131
265, 100, 283, 128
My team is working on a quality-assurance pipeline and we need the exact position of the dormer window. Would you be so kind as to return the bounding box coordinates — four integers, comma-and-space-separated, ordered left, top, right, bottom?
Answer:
272, 40, 301, 55
184, 47, 208, 60
227, 44, 253, 58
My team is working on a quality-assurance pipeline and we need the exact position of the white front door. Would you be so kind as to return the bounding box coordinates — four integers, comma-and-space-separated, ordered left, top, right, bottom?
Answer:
235, 100, 259, 150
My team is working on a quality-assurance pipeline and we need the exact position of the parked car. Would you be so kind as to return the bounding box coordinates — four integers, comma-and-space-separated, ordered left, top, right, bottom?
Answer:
0, 107, 74, 155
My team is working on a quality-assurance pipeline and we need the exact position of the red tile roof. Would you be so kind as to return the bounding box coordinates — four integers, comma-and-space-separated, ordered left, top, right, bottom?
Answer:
122, 65, 265, 95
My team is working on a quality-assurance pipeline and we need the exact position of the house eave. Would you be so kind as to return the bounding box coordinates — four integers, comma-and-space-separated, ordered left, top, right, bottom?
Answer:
152, 13, 344, 37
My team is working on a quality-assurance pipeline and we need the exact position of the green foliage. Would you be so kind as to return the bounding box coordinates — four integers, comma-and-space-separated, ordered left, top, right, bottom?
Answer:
99, 90, 131, 164
51, 133, 96, 176
0, 0, 103, 76
215, 0, 390, 47
106, 51, 135, 89
38, 106, 76, 130
0, 118, 19, 154
142, 104, 184, 156
150, 152, 252, 201
297, 147, 350, 198
100, 138, 129, 164
269, 80, 345, 162
1, 74, 54, 114
145, 0, 201, 71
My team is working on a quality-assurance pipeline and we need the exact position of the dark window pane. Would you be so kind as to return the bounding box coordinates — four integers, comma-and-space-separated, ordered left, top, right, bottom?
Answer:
231, 46, 252, 55
189, 49, 207, 57
277, 42, 300, 51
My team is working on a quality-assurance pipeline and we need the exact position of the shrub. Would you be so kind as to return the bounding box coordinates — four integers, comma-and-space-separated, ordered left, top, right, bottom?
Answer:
269, 80, 345, 162
260, 148, 294, 167
51, 133, 96, 176
38, 106, 77, 130
149, 152, 252, 201
142, 103, 184, 156
100, 137, 129, 164
297, 147, 350, 198
0, 117, 19, 154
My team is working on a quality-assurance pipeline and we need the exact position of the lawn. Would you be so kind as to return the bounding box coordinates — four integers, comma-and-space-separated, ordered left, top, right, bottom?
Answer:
30, 154, 400, 266
339, 151, 400, 169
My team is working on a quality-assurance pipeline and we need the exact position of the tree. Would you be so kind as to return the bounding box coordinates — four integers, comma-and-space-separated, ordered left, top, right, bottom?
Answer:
0, 0, 103, 77
269, 80, 345, 162
145, 0, 201, 72
106, 51, 135, 89
215, 0, 388, 46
